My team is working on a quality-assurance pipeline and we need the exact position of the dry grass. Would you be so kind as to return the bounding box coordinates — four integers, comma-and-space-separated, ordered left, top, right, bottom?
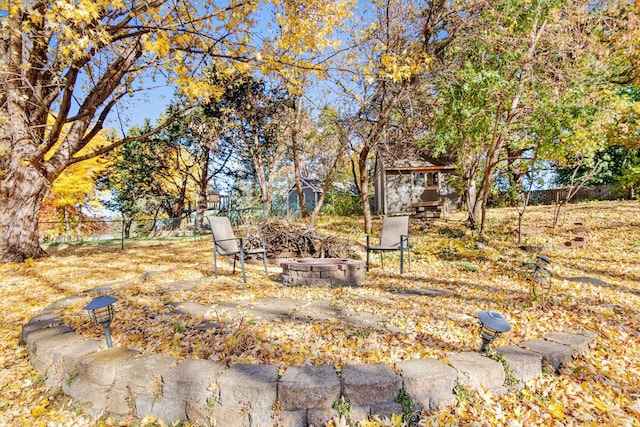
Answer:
1, 201, 639, 425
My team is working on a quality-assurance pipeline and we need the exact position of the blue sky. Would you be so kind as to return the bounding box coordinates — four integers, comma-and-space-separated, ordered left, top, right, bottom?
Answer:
107, 81, 176, 133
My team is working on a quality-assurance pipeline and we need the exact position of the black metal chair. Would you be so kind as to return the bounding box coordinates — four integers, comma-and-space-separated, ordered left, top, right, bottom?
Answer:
205, 216, 268, 283
366, 216, 410, 274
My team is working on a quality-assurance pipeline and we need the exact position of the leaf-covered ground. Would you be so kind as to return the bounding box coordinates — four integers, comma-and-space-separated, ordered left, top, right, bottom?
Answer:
1, 201, 639, 426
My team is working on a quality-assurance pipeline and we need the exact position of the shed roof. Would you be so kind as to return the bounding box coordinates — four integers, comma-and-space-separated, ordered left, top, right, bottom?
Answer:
287, 178, 358, 196
288, 178, 323, 194
377, 139, 455, 170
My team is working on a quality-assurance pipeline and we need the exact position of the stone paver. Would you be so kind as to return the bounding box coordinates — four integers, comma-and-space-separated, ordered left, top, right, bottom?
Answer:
341, 363, 401, 406
266, 409, 307, 427
392, 287, 454, 298
348, 405, 372, 424
242, 297, 300, 321
218, 363, 279, 410
397, 358, 458, 410
76, 347, 140, 386
31, 332, 86, 372
307, 409, 336, 427
566, 276, 606, 285
136, 395, 187, 423
303, 300, 347, 320
210, 406, 248, 427
163, 359, 225, 404
212, 298, 300, 322
47, 339, 106, 388
115, 353, 176, 396
543, 331, 593, 355
495, 345, 542, 384
172, 302, 214, 318
447, 352, 506, 393
279, 365, 340, 410
371, 402, 404, 419
64, 379, 113, 417
519, 339, 572, 371
23, 324, 73, 352
21, 312, 65, 343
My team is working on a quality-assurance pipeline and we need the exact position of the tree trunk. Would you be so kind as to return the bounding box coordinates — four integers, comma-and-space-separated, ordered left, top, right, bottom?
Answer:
124, 218, 133, 239
552, 160, 602, 229
251, 132, 273, 217
358, 147, 373, 235
196, 145, 211, 231
474, 111, 507, 235
463, 185, 478, 227
0, 169, 50, 262
64, 206, 71, 241
309, 139, 347, 226
291, 97, 307, 218
169, 178, 188, 230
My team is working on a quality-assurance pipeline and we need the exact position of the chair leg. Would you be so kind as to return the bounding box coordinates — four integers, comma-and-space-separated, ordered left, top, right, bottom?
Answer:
240, 249, 247, 283
400, 245, 404, 275
366, 249, 370, 271
213, 250, 218, 278
365, 236, 370, 272
262, 252, 268, 275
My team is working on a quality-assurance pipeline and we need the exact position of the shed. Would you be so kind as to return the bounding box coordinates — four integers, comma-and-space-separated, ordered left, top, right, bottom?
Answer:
287, 178, 323, 212
374, 141, 460, 216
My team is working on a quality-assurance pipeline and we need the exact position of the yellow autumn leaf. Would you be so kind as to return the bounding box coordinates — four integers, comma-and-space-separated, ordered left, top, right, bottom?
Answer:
29, 398, 49, 417
593, 398, 609, 412
390, 413, 404, 426
548, 403, 566, 419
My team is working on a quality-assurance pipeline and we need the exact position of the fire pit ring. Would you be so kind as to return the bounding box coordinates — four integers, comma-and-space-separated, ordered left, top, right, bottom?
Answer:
280, 258, 364, 287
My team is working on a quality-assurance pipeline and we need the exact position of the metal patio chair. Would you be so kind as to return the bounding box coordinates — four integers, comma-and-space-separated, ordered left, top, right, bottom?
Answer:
366, 216, 410, 274
205, 216, 268, 283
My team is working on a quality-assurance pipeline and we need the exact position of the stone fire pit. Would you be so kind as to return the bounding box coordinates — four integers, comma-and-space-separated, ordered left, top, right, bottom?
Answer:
280, 258, 365, 286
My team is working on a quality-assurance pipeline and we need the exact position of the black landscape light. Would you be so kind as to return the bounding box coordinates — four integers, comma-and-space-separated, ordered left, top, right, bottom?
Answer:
85, 295, 118, 348
533, 255, 551, 283
478, 310, 511, 353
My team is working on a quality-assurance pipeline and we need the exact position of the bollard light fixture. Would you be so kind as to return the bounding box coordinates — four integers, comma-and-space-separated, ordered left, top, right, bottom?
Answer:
478, 310, 511, 353
533, 255, 551, 283
85, 295, 118, 348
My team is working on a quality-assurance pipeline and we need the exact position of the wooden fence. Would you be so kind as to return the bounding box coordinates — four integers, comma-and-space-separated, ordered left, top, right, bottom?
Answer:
529, 185, 628, 205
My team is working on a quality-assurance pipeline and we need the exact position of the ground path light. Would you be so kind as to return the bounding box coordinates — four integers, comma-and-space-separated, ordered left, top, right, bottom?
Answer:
478, 310, 511, 352
534, 255, 551, 283
85, 295, 118, 348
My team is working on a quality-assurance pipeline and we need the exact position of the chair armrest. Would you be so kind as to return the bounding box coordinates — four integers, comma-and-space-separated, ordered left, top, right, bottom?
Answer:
238, 236, 267, 251
213, 237, 242, 244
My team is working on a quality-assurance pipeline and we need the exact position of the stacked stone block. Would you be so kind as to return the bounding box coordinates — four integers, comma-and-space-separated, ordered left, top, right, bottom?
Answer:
281, 258, 365, 286
24, 295, 597, 426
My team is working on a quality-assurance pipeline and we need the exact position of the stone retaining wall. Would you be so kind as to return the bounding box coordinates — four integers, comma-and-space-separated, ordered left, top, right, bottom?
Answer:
23, 294, 597, 426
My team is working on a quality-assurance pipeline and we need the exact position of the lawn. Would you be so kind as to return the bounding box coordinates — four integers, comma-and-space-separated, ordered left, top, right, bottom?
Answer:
1, 201, 639, 426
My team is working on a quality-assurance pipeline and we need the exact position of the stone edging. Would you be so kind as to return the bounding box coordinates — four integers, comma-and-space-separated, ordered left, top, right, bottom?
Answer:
23, 293, 597, 426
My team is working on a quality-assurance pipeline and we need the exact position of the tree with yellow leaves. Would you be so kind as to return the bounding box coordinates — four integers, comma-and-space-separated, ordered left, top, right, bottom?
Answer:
40, 131, 111, 241
0, 0, 348, 262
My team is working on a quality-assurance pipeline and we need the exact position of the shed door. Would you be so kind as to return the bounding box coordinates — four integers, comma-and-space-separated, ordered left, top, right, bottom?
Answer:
412, 172, 440, 203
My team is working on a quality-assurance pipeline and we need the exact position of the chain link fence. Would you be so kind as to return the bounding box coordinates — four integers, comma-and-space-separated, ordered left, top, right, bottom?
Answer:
39, 206, 282, 249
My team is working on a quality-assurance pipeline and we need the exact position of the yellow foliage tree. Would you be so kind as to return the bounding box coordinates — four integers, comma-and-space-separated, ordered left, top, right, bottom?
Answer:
40, 129, 111, 241
0, 0, 348, 262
